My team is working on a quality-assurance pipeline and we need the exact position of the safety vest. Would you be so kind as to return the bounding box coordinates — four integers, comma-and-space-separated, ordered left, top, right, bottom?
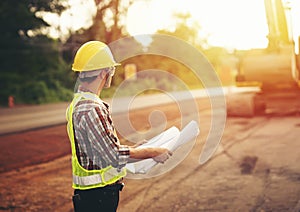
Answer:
66, 92, 127, 190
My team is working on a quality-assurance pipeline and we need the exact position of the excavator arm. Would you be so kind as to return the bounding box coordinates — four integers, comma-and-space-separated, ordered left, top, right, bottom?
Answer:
264, 0, 291, 49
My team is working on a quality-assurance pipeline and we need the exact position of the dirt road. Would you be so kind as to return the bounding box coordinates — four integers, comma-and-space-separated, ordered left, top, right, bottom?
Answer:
0, 100, 300, 212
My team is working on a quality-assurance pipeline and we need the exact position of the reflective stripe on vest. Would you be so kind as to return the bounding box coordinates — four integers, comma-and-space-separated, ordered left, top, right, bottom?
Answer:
73, 166, 123, 186
66, 92, 126, 190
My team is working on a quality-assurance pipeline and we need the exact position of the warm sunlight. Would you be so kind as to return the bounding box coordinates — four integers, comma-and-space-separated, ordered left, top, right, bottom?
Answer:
40, 0, 96, 40
42, 0, 300, 51
126, 0, 300, 50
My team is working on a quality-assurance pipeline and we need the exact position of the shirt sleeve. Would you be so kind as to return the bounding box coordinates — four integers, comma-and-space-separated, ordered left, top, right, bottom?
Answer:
85, 105, 130, 170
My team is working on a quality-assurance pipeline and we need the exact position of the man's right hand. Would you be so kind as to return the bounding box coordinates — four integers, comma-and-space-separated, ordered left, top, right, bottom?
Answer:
153, 148, 172, 163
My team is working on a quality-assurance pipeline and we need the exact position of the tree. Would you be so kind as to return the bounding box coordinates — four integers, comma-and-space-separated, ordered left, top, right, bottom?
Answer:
83, 0, 133, 43
157, 13, 207, 51
155, 12, 232, 86
0, 0, 73, 105
63, 0, 133, 64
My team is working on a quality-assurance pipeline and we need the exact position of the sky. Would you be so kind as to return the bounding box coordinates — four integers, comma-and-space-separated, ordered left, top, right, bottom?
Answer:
43, 0, 300, 51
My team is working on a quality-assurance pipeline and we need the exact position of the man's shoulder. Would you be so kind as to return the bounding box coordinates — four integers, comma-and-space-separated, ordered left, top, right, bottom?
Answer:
75, 99, 107, 112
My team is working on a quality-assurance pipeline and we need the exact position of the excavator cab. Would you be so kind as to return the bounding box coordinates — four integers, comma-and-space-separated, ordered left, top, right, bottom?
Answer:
227, 0, 300, 117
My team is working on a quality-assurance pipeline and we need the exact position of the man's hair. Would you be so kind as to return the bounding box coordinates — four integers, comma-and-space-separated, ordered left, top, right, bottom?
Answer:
78, 75, 98, 83
78, 69, 109, 83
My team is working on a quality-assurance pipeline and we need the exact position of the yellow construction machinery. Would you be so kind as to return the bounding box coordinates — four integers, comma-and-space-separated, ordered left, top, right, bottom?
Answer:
227, 0, 300, 116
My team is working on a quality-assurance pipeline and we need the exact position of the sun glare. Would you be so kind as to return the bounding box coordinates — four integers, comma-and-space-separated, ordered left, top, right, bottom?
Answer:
41, 0, 300, 51
193, 0, 269, 50
126, 0, 300, 50
126, 1, 174, 35
41, 0, 96, 40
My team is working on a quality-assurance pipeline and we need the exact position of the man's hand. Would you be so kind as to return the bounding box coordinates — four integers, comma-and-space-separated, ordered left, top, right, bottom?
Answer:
153, 148, 172, 163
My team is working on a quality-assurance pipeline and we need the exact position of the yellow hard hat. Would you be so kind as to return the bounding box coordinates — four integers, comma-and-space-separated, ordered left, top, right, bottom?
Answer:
72, 41, 120, 72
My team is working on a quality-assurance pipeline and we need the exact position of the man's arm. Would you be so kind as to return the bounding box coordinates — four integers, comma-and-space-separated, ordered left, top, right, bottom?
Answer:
129, 147, 172, 163
91, 106, 172, 165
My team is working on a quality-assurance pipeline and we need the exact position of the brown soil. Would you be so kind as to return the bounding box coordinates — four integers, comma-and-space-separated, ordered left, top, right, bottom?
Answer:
0, 101, 300, 212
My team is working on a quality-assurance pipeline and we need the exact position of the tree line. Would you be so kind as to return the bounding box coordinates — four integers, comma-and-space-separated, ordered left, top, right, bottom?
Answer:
0, 0, 232, 106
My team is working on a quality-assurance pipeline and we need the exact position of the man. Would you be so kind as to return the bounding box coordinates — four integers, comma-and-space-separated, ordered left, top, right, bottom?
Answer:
66, 41, 172, 212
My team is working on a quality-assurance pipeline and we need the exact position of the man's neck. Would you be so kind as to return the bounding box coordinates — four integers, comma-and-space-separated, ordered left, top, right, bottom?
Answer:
78, 85, 101, 96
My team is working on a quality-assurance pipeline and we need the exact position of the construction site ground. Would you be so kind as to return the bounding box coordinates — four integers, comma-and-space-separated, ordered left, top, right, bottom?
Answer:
0, 99, 300, 212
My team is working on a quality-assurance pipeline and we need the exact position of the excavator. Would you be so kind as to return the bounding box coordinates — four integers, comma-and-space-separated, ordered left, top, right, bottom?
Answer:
227, 0, 300, 116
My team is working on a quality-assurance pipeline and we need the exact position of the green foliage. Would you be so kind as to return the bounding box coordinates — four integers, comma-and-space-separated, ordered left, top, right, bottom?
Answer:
99, 54, 204, 99
22, 81, 51, 104
0, 0, 75, 106
104, 76, 187, 99
121, 55, 203, 90
157, 13, 205, 51
0, 1, 232, 106
154, 12, 237, 87
21, 80, 73, 104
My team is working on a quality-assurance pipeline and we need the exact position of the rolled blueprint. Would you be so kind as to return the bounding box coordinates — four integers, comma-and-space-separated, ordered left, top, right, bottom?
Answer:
126, 120, 200, 174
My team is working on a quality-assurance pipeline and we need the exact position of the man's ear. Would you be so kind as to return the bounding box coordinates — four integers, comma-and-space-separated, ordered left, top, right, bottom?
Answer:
98, 70, 107, 79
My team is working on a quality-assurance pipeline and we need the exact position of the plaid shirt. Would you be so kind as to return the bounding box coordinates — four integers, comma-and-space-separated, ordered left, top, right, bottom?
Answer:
72, 90, 130, 171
